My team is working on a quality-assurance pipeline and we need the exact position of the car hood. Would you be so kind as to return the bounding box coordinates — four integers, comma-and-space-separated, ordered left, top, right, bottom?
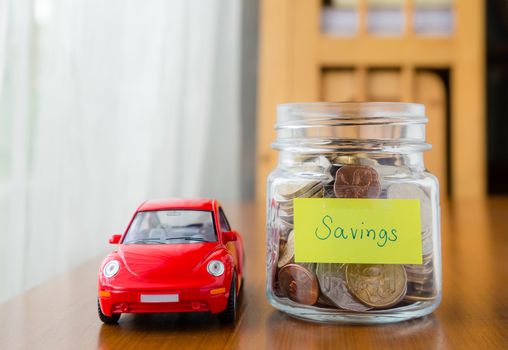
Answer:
117, 243, 219, 279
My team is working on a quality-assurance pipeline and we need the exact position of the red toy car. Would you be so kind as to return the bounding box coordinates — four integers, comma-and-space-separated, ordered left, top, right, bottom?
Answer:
97, 199, 244, 324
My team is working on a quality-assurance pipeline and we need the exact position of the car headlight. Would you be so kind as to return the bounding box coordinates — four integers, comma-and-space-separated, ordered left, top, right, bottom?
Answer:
103, 260, 120, 278
207, 260, 225, 277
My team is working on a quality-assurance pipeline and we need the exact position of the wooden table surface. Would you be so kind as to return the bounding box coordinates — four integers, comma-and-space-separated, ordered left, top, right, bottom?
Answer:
1, 198, 508, 349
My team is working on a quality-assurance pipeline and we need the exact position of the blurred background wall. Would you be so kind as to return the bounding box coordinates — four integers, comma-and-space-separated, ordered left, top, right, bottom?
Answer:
256, 0, 487, 201
0, 0, 258, 303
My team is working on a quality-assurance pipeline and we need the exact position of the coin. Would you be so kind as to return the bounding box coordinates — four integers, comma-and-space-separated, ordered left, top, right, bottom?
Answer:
295, 155, 332, 179
334, 165, 381, 198
278, 238, 287, 256
323, 183, 336, 198
278, 230, 294, 268
305, 183, 325, 198
405, 254, 434, 284
279, 212, 294, 226
404, 281, 437, 302
404, 256, 436, 302
404, 294, 437, 302
315, 263, 372, 312
275, 180, 321, 200
331, 155, 360, 166
278, 226, 292, 242
278, 264, 319, 305
405, 263, 433, 279
345, 264, 407, 309
277, 184, 324, 211
404, 280, 437, 300
276, 180, 324, 230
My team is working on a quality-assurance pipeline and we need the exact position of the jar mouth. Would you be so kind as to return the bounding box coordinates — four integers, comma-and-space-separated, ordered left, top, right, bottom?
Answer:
276, 102, 427, 127
273, 102, 430, 153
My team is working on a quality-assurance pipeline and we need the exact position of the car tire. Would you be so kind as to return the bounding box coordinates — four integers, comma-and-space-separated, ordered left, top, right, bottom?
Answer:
98, 299, 120, 324
218, 274, 237, 324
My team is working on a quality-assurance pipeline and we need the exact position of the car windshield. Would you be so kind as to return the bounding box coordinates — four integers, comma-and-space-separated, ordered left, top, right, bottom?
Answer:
123, 210, 217, 244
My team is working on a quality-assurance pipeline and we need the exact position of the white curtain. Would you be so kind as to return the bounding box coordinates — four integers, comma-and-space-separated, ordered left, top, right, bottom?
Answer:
0, 0, 242, 302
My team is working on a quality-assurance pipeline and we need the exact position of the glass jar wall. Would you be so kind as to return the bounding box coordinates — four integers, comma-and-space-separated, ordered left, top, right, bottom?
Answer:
266, 102, 441, 324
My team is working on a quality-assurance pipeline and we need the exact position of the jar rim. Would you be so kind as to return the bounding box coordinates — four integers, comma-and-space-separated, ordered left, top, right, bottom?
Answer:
276, 102, 427, 128
273, 102, 430, 153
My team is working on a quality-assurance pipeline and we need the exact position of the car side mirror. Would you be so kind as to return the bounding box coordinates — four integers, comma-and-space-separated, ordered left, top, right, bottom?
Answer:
109, 234, 121, 244
222, 231, 237, 242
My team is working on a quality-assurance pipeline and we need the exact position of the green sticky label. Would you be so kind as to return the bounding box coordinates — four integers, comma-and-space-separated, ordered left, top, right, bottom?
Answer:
294, 198, 422, 264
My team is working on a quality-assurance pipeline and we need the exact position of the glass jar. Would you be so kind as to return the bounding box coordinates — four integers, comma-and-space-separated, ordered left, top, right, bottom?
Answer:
266, 102, 441, 324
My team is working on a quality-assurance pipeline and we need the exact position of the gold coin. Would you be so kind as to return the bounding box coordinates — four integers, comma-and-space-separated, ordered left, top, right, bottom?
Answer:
345, 264, 407, 309
404, 295, 437, 302
307, 185, 324, 198
332, 155, 360, 165
276, 182, 324, 217
275, 180, 320, 199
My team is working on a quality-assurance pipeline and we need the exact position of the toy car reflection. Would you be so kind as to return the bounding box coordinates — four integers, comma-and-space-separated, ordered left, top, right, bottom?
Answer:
98, 199, 244, 324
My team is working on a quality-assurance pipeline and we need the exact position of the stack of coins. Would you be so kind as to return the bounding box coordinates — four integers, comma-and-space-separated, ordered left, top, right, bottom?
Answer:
272, 179, 323, 297
278, 230, 294, 267
274, 180, 324, 230
404, 254, 437, 301
270, 157, 437, 311
387, 183, 437, 301
387, 183, 433, 256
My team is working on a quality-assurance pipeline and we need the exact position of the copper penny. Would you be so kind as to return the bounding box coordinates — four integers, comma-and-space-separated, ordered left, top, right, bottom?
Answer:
333, 165, 381, 198
278, 264, 319, 305
345, 264, 407, 309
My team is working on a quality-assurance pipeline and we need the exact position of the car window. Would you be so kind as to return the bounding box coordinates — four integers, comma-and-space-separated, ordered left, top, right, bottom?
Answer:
218, 207, 231, 232
123, 210, 217, 244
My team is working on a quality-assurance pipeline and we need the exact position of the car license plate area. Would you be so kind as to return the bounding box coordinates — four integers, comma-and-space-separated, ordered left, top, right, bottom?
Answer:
140, 294, 179, 303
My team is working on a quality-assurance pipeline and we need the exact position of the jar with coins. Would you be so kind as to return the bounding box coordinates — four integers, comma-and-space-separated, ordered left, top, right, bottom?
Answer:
266, 102, 441, 323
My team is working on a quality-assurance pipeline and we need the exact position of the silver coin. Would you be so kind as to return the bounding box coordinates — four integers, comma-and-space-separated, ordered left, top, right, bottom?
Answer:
296, 155, 332, 177
278, 230, 295, 268
280, 219, 294, 229
315, 263, 372, 312
405, 254, 434, 284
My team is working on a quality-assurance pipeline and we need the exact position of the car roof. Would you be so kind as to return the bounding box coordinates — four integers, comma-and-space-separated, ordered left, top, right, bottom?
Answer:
137, 198, 218, 212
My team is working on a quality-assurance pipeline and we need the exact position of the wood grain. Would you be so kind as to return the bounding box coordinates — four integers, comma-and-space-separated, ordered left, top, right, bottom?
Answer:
1, 199, 508, 349
451, 0, 486, 198
256, 0, 292, 203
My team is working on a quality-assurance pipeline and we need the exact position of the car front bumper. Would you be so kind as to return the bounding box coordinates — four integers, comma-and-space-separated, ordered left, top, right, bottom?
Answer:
98, 287, 230, 316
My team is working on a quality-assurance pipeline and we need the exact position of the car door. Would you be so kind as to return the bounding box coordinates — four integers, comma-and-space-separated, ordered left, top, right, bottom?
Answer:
218, 207, 243, 278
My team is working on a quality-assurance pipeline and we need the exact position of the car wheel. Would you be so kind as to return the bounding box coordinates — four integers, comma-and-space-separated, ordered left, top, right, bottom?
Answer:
97, 298, 120, 324
218, 274, 237, 324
